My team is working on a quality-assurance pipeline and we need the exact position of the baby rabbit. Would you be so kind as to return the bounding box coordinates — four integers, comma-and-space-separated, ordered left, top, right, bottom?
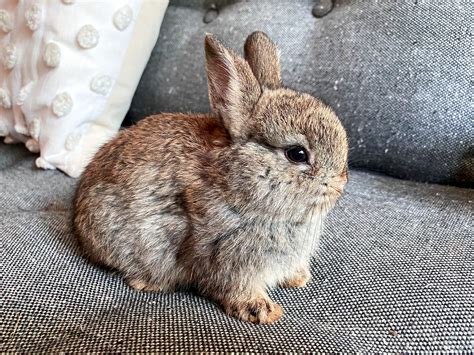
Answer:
74, 32, 348, 324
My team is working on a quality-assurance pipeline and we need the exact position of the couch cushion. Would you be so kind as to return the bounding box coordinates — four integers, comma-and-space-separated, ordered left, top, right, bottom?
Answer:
1, 143, 472, 352
127, 0, 473, 187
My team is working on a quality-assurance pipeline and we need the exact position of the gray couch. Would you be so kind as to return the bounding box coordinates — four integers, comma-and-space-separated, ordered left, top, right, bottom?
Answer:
2, 0, 473, 352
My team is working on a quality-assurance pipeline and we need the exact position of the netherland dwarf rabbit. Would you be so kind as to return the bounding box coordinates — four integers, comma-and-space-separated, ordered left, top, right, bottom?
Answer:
74, 32, 348, 323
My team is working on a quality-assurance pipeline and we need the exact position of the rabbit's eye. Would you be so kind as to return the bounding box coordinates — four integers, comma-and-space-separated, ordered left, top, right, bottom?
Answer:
285, 146, 308, 164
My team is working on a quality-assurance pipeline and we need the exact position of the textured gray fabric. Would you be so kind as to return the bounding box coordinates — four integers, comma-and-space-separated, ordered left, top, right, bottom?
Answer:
128, 0, 474, 187
2, 143, 473, 352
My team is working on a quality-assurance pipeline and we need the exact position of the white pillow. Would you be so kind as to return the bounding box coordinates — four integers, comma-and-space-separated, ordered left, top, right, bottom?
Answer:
0, 0, 168, 177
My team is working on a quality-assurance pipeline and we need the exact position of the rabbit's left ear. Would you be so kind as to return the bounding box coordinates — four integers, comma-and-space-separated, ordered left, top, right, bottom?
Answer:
244, 31, 281, 90
205, 34, 261, 140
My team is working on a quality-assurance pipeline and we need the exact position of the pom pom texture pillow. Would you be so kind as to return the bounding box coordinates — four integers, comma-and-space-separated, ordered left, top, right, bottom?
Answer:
0, 0, 168, 177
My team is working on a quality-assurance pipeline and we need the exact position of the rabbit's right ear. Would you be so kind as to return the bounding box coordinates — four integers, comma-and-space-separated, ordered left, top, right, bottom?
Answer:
244, 31, 281, 90
205, 34, 261, 140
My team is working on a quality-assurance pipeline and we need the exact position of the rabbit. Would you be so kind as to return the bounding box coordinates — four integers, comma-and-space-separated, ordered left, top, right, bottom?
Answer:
73, 31, 348, 324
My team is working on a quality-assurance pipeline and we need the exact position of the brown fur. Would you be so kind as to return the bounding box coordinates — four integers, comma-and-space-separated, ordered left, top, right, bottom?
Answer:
73, 32, 348, 324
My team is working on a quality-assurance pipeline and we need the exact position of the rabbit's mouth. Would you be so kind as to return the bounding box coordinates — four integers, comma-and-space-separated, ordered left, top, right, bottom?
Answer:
313, 181, 346, 208
325, 184, 345, 197
321, 171, 348, 198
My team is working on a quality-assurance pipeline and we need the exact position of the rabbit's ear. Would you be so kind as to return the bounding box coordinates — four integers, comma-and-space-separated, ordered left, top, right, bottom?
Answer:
205, 34, 261, 140
244, 32, 281, 90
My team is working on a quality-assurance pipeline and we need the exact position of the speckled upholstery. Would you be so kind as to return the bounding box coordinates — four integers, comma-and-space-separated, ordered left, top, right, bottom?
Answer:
2, 0, 473, 353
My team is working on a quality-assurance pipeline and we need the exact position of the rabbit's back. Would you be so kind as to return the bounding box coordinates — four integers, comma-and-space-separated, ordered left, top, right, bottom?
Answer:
83, 113, 228, 182
73, 113, 230, 288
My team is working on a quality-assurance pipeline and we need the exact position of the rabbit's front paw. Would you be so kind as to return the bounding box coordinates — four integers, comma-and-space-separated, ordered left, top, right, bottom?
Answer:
280, 267, 310, 288
127, 278, 163, 292
225, 296, 283, 324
